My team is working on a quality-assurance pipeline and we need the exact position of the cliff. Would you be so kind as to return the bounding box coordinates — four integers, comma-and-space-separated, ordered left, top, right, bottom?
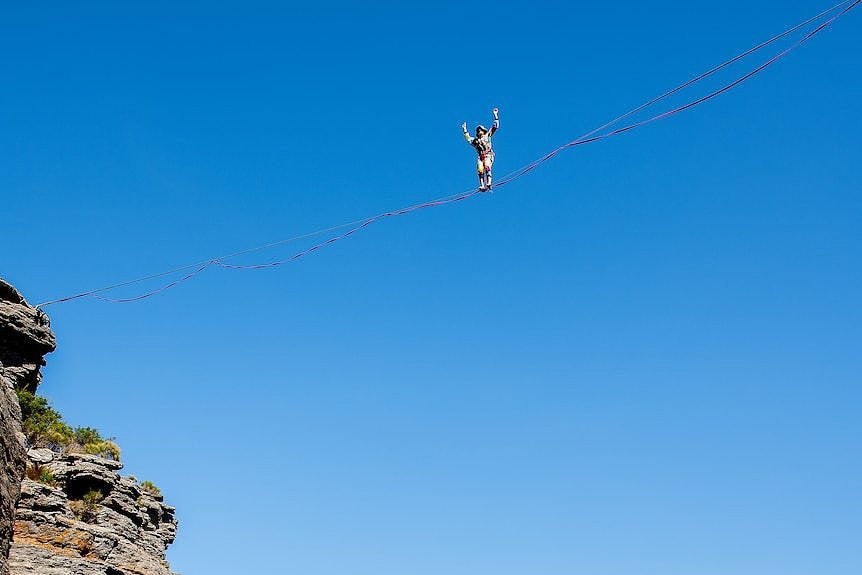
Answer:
0, 280, 55, 575
0, 278, 178, 574
11, 451, 177, 575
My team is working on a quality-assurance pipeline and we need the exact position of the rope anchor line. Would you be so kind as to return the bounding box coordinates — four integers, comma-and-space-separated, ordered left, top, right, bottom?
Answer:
34, 0, 860, 309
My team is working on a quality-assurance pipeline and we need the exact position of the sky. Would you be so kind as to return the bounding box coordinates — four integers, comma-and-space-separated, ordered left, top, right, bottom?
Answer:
2, 1, 861, 573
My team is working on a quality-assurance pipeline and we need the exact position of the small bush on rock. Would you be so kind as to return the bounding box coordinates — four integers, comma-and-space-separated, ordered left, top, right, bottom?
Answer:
73, 427, 102, 446
83, 439, 121, 461
15, 389, 121, 460
140, 480, 161, 497
70, 489, 104, 523
16, 389, 73, 449
25, 463, 57, 487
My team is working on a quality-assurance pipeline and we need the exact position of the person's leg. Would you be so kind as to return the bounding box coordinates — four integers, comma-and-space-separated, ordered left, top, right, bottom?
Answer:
484, 156, 494, 189
477, 158, 486, 191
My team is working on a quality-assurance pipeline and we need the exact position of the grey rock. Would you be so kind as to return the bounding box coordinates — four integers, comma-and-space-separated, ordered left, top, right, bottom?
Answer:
0, 279, 56, 393
26, 450, 53, 465
0, 278, 56, 575
10, 454, 178, 575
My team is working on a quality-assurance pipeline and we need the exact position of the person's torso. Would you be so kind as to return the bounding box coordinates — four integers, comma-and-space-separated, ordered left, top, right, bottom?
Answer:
472, 135, 493, 155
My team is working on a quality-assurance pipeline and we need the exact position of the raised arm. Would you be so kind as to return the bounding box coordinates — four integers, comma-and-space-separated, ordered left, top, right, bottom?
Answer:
488, 108, 500, 137
462, 122, 473, 143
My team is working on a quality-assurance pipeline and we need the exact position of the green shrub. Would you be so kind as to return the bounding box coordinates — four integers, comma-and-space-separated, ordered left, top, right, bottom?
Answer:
16, 389, 73, 448
83, 440, 121, 461
44, 422, 75, 449
72, 427, 120, 460
16, 389, 54, 427
82, 490, 104, 505
70, 489, 104, 523
25, 463, 57, 487
15, 389, 121, 461
73, 427, 102, 446
140, 480, 161, 497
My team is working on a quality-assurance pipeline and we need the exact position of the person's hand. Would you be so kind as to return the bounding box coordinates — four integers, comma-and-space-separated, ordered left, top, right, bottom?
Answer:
492, 107, 499, 117
461, 122, 468, 131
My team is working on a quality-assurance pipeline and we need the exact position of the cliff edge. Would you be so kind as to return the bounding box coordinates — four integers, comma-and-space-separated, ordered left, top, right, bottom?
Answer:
0, 279, 55, 575
0, 278, 178, 575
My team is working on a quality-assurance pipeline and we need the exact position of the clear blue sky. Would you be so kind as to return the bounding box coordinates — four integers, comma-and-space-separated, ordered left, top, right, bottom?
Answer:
3, 1, 861, 573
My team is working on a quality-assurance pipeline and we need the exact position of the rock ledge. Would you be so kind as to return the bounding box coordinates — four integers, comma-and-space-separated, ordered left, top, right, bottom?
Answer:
10, 452, 177, 575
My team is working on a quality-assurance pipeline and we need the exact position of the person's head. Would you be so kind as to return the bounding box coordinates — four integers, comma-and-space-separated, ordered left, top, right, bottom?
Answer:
475, 125, 487, 136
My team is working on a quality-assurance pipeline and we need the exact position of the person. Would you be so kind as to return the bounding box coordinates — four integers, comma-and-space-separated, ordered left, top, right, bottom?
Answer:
462, 108, 500, 191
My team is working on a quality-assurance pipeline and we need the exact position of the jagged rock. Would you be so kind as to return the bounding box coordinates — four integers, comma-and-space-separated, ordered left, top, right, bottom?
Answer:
0, 279, 56, 393
26, 450, 53, 465
0, 382, 25, 575
10, 453, 177, 575
0, 278, 56, 575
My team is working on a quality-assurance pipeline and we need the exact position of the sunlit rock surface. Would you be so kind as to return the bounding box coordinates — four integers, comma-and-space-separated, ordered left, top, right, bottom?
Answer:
0, 279, 55, 575
11, 452, 177, 575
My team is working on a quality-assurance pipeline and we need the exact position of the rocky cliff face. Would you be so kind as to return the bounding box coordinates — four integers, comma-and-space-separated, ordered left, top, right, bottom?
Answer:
0, 280, 56, 393
0, 280, 55, 575
11, 451, 177, 575
0, 278, 178, 574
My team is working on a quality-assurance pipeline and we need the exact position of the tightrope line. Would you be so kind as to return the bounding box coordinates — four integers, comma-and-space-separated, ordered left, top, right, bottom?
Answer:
34, 0, 859, 308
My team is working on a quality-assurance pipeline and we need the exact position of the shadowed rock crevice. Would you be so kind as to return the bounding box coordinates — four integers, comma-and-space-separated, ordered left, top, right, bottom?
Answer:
0, 285, 24, 307
64, 476, 114, 503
